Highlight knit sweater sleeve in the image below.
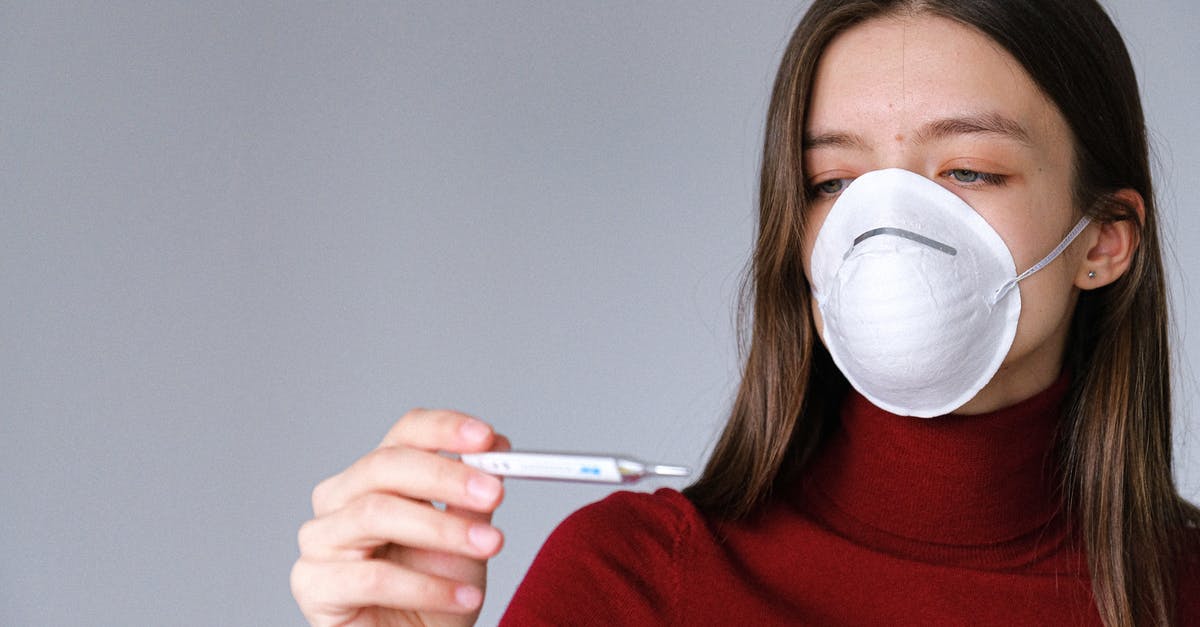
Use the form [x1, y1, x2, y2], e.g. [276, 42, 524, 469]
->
[498, 488, 694, 626]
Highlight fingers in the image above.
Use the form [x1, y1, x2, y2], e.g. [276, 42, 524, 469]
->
[292, 409, 510, 626]
[446, 433, 513, 523]
[290, 557, 483, 618]
[379, 408, 496, 452]
[312, 446, 505, 517]
[298, 493, 505, 561]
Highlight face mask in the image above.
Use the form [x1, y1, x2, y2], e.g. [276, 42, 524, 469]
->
[809, 168, 1090, 418]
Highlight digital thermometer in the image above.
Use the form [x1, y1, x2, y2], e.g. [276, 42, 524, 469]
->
[460, 451, 690, 484]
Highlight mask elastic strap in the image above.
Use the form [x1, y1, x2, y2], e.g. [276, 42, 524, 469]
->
[990, 216, 1092, 306]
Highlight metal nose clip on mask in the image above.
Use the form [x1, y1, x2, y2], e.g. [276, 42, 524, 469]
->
[809, 168, 1091, 418]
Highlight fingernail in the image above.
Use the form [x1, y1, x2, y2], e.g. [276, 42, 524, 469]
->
[468, 523, 501, 553]
[466, 474, 501, 503]
[459, 419, 490, 443]
[456, 584, 483, 609]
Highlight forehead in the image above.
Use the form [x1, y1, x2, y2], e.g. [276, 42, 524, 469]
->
[804, 14, 1061, 141]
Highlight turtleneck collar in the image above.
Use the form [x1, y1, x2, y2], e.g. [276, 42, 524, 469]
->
[799, 372, 1082, 571]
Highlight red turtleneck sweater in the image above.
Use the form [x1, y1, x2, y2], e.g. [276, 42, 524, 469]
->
[500, 377, 1200, 625]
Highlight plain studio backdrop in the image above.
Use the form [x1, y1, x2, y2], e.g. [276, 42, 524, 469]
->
[2, 1, 1198, 625]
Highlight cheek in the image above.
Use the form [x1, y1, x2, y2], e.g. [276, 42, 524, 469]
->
[976, 187, 1082, 357]
[801, 201, 834, 281]
[1007, 257, 1080, 358]
[981, 182, 1077, 274]
[801, 202, 834, 341]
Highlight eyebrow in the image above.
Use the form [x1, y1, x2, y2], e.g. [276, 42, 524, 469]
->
[802, 112, 1033, 151]
[914, 112, 1032, 146]
[802, 130, 870, 151]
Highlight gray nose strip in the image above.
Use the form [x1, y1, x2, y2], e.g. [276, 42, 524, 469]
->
[845, 227, 957, 259]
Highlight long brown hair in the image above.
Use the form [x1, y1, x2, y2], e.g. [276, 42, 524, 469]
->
[683, 1, 1200, 625]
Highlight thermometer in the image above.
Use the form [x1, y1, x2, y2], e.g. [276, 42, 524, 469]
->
[460, 451, 691, 484]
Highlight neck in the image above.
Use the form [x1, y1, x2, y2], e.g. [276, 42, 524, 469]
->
[800, 372, 1076, 569]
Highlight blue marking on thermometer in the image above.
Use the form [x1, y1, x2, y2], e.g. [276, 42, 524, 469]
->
[460, 451, 691, 484]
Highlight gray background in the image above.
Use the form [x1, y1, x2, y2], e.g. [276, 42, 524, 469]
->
[2, 1, 1197, 625]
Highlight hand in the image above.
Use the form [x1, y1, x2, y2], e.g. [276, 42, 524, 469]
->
[291, 409, 510, 627]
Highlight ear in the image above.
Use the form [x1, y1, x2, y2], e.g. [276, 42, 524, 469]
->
[1074, 188, 1143, 289]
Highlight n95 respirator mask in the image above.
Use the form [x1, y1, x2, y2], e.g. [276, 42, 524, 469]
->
[809, 168, 1090, 418]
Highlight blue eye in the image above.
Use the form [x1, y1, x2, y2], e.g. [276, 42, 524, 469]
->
[944, 169, 1007, 186]
[819, 179, 844, 193]
[949, 169, 981, 183]
[811, 178, 852, 197]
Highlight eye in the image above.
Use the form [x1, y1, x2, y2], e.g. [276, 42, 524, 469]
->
[943, 168, 1008, 186]
[809, 177, 854, 198]
[948, 169, 981, 183]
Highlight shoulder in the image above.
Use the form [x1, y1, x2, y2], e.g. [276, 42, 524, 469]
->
[524, 487, 702, 574]
[545, 487, 699, 550]
[500, 488, 704, 626]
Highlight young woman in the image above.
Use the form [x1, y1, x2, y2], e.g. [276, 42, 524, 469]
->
[291, 1, 1200, 625]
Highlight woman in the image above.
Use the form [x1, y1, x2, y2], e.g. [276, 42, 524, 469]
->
[291, 1, 1200, 624]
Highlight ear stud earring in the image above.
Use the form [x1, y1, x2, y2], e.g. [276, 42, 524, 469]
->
[1088, 271, 1097, 279]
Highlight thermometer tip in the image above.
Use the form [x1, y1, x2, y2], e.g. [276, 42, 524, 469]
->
[650, 464, 691, 477]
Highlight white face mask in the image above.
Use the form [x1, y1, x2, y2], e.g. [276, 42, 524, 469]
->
[809, 168, 1090, 418]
